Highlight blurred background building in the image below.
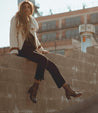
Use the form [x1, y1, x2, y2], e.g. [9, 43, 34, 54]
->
[37, 6, 98, 55]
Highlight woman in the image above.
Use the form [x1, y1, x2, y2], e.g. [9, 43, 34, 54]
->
[9, 0, 81, 103]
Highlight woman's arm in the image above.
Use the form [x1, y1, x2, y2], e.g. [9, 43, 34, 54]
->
[30, 16, 49, 54]
[9, 16, 19, 54]
[30, 16, 39, 31]
[36, 37, 49, 54]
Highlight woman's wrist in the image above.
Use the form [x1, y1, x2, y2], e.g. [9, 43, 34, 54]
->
[9, 47, 19, 55]
[9, 47, 19, 52]
[42, 50, 49, 54]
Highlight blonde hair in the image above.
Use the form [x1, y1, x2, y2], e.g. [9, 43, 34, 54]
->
[15, 0, 34, 39]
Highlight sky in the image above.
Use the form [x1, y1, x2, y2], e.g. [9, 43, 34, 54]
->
[0, 0, 98, 48]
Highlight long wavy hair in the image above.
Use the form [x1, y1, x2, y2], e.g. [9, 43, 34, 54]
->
[15, 0, 34, 39]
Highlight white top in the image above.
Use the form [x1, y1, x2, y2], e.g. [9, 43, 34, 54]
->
[10, 15, 44, 54]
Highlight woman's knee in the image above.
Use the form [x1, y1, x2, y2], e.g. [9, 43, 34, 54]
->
[46, 60, 57, 70]
[39, 56, 48, 68]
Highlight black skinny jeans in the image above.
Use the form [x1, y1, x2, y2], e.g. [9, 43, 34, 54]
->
[18, 36, 65, 88]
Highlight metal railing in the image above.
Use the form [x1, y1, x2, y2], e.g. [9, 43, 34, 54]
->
[37, 25, 80, 33]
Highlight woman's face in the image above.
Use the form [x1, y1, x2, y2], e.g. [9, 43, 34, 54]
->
[22, 3, 32, 16]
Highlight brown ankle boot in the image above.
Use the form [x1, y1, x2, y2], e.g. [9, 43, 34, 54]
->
[28, 82, 39, 103]
[64, 84, 82, 99]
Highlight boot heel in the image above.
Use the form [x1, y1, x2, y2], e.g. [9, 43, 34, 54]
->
[64, 84, 82, 99]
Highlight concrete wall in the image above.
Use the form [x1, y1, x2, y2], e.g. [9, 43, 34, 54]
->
[0, 47, 98, 113]
[56, 94, 98, 113]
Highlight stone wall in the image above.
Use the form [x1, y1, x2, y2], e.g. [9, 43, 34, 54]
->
[0, 47, 98, 113]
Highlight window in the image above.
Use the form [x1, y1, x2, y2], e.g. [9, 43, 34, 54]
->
[65, 28, 79, 39]
[91, 13, 98, 24]
[65, 16, 81, 28]
[95, 25, 98, 35]
[66, 30, 71, 39]
[42, 21, 56, 30]
[42, 33, 56, 42]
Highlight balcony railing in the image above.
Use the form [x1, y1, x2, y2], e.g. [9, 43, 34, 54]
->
[41, 39, 72, 49]
[37, 24, 80, 33]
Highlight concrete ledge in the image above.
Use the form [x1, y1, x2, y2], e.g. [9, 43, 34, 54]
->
[0, 53, 98, 113]
[56, 94, 98, 113]
[87, 46, 98, 56]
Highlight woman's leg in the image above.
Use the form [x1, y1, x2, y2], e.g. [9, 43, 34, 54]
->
[18, 50, 48, 80]
[46, 60, 65, 88]
[18, 50, 82, 102]
[25, 51, 48, 80]
[22, 51, 66, 88]
[19, 49, 66, 87]
[35, 63, 45, 80]
[27, 52, 82, 100]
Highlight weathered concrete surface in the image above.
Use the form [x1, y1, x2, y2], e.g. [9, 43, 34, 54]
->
[56, 94, 98, 113]
[0, 47, 98, 113]
[87, 46, 98, 56]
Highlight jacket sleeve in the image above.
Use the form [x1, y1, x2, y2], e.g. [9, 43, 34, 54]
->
[10, 16, 19, 54]
[30, 16, 44, 52]
[35, 36, 44, 52]
[30, 16, 39, 31]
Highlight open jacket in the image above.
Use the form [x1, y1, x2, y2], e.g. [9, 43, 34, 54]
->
[10, 15, 44, 54]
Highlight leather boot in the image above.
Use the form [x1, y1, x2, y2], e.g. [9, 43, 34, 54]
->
[64, 84, 82, 99]
[28, 82, 39, 103]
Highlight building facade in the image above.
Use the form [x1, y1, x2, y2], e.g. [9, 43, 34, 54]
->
[36, 6, 98, 55]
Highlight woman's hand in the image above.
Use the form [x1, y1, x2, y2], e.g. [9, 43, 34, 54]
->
[42, 50, 49, 54]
